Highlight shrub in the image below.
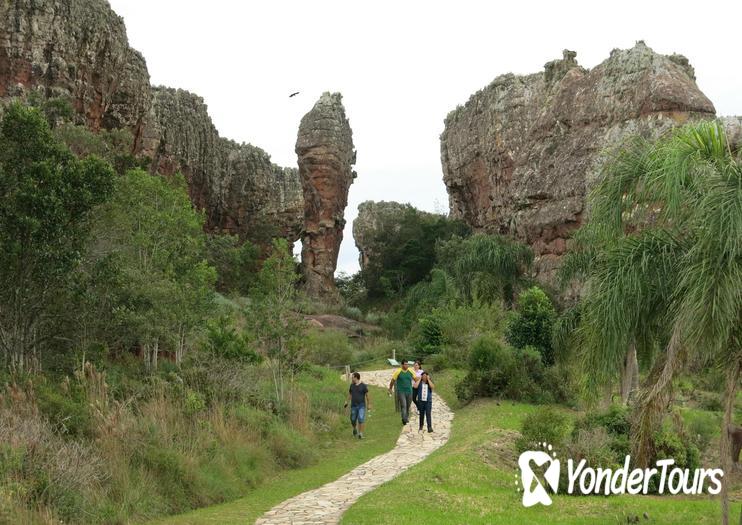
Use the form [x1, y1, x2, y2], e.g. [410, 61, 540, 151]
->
[567, 427, 621, 468]
[36, 383, 92, 438]
[342, 305, 364, 322]
[266, 424, 316, 468]
[335, 272, 367, 307]
[683, 409, 720, 451]
[654, 421, 700, 472]
[456, 336, 550, 403]
[573, 404, 630, 438]
[184, 390, 207, 417]
[506, 286, 556, 364]
[516, 407, 571, 453]
[435, 303, 505, 349]
[203, 315, 260, 363]
[303, 329, 352, 367]
[205, 234, 260, 295]
[415, 313, 443, 356]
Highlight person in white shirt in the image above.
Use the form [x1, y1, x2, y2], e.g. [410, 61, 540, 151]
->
[415, 371, 435, 433]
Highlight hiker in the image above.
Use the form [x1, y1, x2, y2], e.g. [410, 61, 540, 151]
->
[344, 372, 370, 439]
[416, 371, 435, 433]
[389, 361, 415, 426]
[411, 360, 423, 414]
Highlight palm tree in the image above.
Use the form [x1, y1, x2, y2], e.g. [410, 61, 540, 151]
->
[437, 233, 533, 305]
[563, 121, 741, 524]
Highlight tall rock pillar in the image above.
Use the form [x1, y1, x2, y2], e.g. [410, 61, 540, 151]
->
[296, 92, 356, 301]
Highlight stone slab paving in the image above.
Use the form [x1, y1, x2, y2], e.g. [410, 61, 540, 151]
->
[255, 369, 453, 525]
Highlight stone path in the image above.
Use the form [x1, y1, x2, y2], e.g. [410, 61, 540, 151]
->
[255, 369, 454, 525]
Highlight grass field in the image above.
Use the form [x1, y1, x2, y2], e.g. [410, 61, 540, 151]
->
[342, 371, 731, 525]
[148, 383, 400, 525]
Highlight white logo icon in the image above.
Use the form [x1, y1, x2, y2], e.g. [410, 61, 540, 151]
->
[517, 444, 560, 507]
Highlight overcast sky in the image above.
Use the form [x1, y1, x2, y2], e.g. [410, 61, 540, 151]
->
[108, 0, 742, 274]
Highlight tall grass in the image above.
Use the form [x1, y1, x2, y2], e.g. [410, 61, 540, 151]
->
[0, 360, 353, 524]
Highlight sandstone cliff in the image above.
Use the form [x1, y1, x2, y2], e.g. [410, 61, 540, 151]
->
[296, 93, 356, 301]
[144, 87, 303, 244]
[440, 43, 717, 286]
[0, 0, 151, 143]
[0, 0, 302, 247]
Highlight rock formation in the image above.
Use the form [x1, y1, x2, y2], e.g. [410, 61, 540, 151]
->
[143, 87, 303, 244]
[440, 43, 718, 287]
[353, 201, 439, 271]
[0, 0, 151, 144]
[296, 93, 356, 301]
[0, 0, 303, 248]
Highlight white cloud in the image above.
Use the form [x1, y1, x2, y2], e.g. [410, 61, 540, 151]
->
[108, 0, 742, 274]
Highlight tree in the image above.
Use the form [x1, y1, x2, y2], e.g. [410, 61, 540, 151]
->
[436, 233, 533, 305]
[362, 206, 469, 297]
[205, 233, 260, 295]
[563, 121, 741, 524]
[0, 104, 114, 373]
[244, 239, 303, 404]
[90, 169, 216, 368]
[506, 287, 556, 364]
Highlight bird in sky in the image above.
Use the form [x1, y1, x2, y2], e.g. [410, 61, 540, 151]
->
[289, 91, 300, 98]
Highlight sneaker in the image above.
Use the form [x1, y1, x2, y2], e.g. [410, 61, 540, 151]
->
[353, 428, 358, 437]
[358, 433, 364, 439]
[427, 429, 434, 433]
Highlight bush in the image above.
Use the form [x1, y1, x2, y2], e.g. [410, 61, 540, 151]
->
[654, 421, 700, 472]
[456, 336, 550, 403]
[683, 409, 720, 451]
[303, 329, 352, 367]
[184, 390, 206, 417]
[266, 424, 316, 468]
[203, 315, 261, 363]
[573, 404, 630, 438]
[342, 305, 364, 321]
[36, 383, 92, 438]
[205, 234, 260, 295]
[567, 427, 621, 468]
[435, 303, 504, 350]
[415, 313, 443, 356]
[516, 407, 571, 453]
[506, 286, 556, 364]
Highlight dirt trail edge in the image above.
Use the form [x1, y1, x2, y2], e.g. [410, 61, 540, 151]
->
[255, 369, 454, 524]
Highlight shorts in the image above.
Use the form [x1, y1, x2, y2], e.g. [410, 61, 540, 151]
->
[350, 404, 366, 424]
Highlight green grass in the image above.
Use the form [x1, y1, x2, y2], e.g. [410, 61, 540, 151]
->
[147, 383, 400, 525]
[342, 371, 728, 525]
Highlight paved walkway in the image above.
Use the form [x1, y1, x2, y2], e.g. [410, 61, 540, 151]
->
[255, 369, 454, 525]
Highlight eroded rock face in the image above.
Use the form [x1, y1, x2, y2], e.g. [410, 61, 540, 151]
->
[296, 92, 356, 301]
[144, 87, 303, 245]
[441, 43, 717, 287]
[0, 0, 303, 248]
[0, 0, 151, 143]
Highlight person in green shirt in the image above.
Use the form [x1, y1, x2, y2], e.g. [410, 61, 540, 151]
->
[388, 361, 415, 426]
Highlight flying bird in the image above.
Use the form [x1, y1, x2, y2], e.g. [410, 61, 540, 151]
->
[289, 91, 300, 98]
